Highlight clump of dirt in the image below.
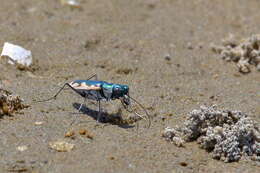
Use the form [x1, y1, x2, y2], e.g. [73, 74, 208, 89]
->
[65, 130, 75, 138]
[0, 88, 29, 117]
[115, 68, 133, 75]
[79, 129, 94, 139]
[84, 37, 101, 50]
[16, 60, 40, 72]
[162, 105, 260, 162]
[1, 56, 40, 72]
[211, 34, 260, 73]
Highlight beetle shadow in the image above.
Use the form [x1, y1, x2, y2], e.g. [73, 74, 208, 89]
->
[72, 102, 135, 129]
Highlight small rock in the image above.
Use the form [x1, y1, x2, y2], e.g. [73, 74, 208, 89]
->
[187, 42, 193, 49]
[86, 132, 94, 140]
[60, 0, 80, 8]
[7, 166, 28, 173]
[78, 129, 94, 139]
[115, 68, 133, 75]
[179, 162, 188, 167]
[164, 54, 171, 61]
[109, 156, 115, 160]
[213, 74, 219, 79]
[65, 131, 75, 138]
[79, 129, 86, 135]
[237, 58, 250, 73]
[34, 121, 43, 125]
[172, 137, 185, 147]
[17, 145, 28, 152]
[257, 63, 260, 71]
[49, 141, 74, 152]
[84, 38, 100, 50]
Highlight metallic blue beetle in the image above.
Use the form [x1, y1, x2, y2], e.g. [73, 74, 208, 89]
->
[40, 75, 150, 127]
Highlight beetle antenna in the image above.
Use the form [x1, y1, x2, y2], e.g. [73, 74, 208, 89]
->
[36, 83, 78, 102]
[36, 74, 97, 103]
[121, 95, 151, 128]
[129, 95, 151, 128]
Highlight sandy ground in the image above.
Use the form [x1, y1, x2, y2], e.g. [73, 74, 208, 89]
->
[0, 0, 259, 172]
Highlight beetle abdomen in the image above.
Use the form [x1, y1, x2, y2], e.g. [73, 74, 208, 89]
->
[69, 80, 107, 101]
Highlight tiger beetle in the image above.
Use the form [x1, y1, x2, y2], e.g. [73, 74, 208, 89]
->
[38, 74, 151, 127]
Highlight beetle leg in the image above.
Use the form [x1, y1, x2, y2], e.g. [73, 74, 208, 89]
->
[97, 100, 101, 122]
[87, 74, 98, 80]
[78, 97, 87, 112]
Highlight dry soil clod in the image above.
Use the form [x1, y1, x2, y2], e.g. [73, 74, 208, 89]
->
[211, 34, 260, 73]
[79, 129, 94, 140]
[0, 88, 29, 117]
[163, 105, 260, 162]
[79, 129, 87, 135]
[65, 131, 75, 138]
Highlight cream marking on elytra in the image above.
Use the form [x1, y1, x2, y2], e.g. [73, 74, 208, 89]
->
[69, 82, 101, 90]
[69, 82, 80, 87]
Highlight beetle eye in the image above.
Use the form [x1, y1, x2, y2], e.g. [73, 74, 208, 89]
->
[114, 87, 120, 92]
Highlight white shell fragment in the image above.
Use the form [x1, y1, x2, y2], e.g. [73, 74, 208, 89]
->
[1, 42, 32, 67]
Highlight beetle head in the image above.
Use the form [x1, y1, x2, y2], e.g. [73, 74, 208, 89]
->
[112, 84, 129, 99]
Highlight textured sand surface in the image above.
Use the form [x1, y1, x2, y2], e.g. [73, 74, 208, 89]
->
[0, 0, 259, 172]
